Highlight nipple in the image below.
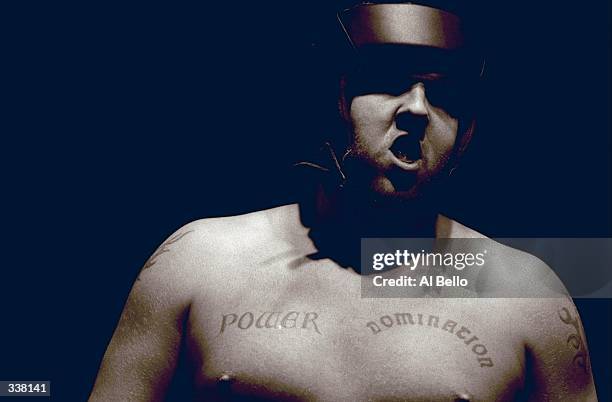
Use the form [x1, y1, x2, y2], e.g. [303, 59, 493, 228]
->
[454, 392, 472, 402]
[218, 372, 234, 382]
[218, 371, 234, 396]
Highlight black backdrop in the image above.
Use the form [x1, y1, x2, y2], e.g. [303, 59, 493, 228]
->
[1, 1, 611, 401]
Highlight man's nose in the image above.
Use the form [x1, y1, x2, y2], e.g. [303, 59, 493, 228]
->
[395, 82, 429, 133]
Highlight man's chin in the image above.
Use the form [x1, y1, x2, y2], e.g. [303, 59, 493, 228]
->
[341, 157, 443, 202]
[367, 175, 425, 201]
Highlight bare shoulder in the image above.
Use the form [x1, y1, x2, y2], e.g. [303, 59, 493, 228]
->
[164, 203, 306, 262]
[442, 215, 568, 298]
[442, 216, 577, 317]
[136, 204, 308, 292]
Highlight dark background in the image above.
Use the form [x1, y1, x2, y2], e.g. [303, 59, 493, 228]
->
[1, 1, 610, 401]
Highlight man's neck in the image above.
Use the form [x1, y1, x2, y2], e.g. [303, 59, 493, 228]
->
[300, 184, 453, 270]
[315, 183, 442, 238]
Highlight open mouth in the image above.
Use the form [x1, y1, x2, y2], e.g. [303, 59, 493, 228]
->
[389, 134, 422, 164]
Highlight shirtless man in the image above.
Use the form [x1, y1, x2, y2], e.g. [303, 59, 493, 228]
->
[89, 2, 598, 401]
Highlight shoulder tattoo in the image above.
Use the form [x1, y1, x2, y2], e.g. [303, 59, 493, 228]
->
[142, 230, 194, 270]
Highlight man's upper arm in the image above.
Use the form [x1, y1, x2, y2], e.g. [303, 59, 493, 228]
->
[525, 297, 598, 401]
[89, 226, 198, 402]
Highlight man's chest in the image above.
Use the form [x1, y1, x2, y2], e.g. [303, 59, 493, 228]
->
[186, 264, 526, 401]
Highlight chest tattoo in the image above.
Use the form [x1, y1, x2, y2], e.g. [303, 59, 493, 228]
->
[366, 312, 494, 368]
[219, 311, 321, 335]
